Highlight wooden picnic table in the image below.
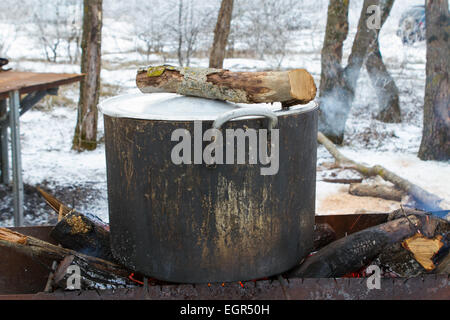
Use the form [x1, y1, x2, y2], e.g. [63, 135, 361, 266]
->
[0, 71, 84, 226]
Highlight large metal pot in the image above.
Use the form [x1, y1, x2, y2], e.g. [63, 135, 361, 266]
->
[99, 93, 318, 283]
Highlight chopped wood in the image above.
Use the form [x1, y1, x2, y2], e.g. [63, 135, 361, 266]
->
[0, 228, 27, 244]
[39, 189, 114, 260]
[37, 187, 73, 217]
[313, 223, 337, 251]
[349, 183, 404, 201]
[0, 227, 135, 290]
[402, 234, 444, 271]
[318, 131, 449, 211]
[287, 210, 449, 278]
[287, 216, 419, 278]
[136, 65, 317, 105]
[50, 210, 113, 261]
[375, 242, 426, 278]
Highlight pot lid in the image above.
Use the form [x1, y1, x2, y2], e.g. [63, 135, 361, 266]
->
[98, 92, 317, 121]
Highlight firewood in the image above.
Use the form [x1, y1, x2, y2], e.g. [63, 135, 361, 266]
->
[37, 188, 114, 261]
[349, 183, 404, 201]
[288, 217, 419, 278]
[0, 227, 135, 290]
[287, 210, 449, 278]
[318, 131, 449, 212]
[374, 242, 427, 277]
[313, 223, 337, 251]
[37, 187, 72, 218]
[402, 234, 444, 271]
[50, 210, 114, 261]
[136, 65, 317, 105]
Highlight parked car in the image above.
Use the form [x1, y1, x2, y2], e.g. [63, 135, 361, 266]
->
[396, 5, 426, 45]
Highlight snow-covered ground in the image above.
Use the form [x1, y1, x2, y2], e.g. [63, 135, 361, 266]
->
[0, 0, 448, 226]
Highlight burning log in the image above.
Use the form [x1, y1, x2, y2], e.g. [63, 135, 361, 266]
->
[288, 209, 450, 278]
[50, 211, 114, 261]
[313, 223, 337, 251]
[0, 227, 135, 290]
[375, 230, 449, 277]
[349, 183, 404, 202]
[402, 233, 444, 271]
[136, 65, 317, 106]
[38, 187, 114, 261]
[318, 131, 449, 212]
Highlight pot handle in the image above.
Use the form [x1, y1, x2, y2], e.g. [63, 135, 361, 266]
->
[212, 107, 278, 130]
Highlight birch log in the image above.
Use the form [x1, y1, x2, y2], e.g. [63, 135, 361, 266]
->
[136, 65, 317, 105]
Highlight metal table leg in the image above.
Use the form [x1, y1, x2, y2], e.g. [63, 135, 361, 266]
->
[9, 90, 24, 227]
[0, 99, 8, 185]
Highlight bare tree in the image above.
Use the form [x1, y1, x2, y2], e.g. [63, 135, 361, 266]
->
[366, 0, 401, 123]
[32, 0, 83, 63]
[232, 0, 300, 66]
[0, 4, 17, 58]
[72, 0, 102, 151]
[319, 0, 396, 144]
[209, 0, 234, 68]
[167, 0, 216, 67]
[418, 0, 449, 160]
[318, 0, 350, 144]
[131, 0, 170, 63]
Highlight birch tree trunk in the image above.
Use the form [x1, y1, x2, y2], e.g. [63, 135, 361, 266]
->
[209, 0, 234, 69]
[418, 0, 450, 161]
[72, 0, 102, 151]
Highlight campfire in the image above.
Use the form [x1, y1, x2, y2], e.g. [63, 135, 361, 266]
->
[0, 187, 448, 296]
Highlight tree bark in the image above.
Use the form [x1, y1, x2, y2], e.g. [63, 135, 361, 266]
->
[73, 0, 103, 151]
[136, 65, 317, 104]
[365, 0, 401, 123]
[319, 0, 395, 143]
[318, 0, 350, 144]
[366, 42, 401, 123]
[209, 0, 234, 69]
[418, 0, 450, 160]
